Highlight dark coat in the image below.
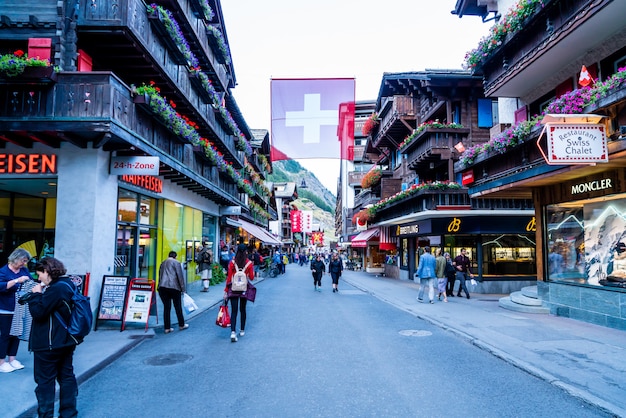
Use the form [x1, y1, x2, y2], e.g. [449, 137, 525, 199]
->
[28, 276, 78, 350]
[310, 259, 326, 279]
[329, 259, 343, 275]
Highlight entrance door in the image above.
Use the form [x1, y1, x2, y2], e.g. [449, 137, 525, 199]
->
[115, 225, 136, 277]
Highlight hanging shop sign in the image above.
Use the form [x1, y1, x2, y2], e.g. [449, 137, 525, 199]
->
[537, 114, 608, 165]
[0, 153, 56, 174]
[110, 156, 159, 175]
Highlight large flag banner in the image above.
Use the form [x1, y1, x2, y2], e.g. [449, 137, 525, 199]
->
[338, 101, 355, 161]
[301, 210, 313, 233]
[291, 210, 302, 233]
[271, 78, 355, 161]
[311, 231, 324, 246]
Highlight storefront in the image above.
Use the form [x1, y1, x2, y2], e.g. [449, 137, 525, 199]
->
[536, 170, 626, 328]
[238, 218, 282, 248]
[1, 143, 224, 300]
[393, 213, 537, 292]
[350, 228, 384, 273]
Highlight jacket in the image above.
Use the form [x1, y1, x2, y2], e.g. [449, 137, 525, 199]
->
[329, 259, 343, 275]
[435, 255, 446, 279]
[158, 257, 186, 292]
[310, 259, 326, 277]
[0, 264, 30, 312]
[28, 277, 77, 351]
[416, 252, 436, 279]
[196, 248, 212, 271]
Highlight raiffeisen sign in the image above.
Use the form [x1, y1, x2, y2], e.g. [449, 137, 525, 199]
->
[537, 114, 608, 165]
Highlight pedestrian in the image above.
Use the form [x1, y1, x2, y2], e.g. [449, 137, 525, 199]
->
[0, 248, 31, 373]
[282, 252, 289, 274]
[195, 242, 212, 292]
[435, 248, 448, 302]
[444, 252, 456, 297]
[28, 257, 79, 418]
[329, 252, 343, 293]
[310, 254, 325, 292]
[220, 245, 229, 270]
[416, 246, 437, 304]
[224, 244, 254, 342]
[158, 251, 189, 334]
[250, 247, 262, 278]
[453, 248, 473, 299]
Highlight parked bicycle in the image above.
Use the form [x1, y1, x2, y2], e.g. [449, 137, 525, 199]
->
[261, 259, 280, 278]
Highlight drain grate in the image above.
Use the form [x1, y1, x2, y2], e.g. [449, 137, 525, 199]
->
[144, 353, 193, 366]
[399, 330, 432, 337]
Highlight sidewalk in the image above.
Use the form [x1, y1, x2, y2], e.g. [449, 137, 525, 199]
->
[7, 269, 626, 417]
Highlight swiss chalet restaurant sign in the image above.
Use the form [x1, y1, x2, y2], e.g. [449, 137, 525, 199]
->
[538, 114, 608, 165]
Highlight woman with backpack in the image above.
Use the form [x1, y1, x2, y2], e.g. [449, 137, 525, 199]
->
[224, 244, 254, 343]
[28, 257, 79, 418]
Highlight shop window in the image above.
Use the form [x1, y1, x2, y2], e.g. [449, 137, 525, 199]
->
[547, 196, 626, 287]
[118, 190, 138, 223]
[481, 234, 536, 276]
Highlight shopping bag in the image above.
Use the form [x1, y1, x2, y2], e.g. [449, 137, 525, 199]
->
[182, 293, 198, 314]
[215, 301, 231, 328]
[244, 282, 257, 303]
[470, 278, 478, 287]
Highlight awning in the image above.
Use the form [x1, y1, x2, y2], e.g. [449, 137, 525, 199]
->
[351, 228, 380, 248]
[239, 219, 282, 246]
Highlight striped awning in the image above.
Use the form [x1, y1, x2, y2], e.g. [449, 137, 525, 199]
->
[351, 228, 379, 248]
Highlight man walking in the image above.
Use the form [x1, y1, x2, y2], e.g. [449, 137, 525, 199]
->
[453, 248, 473, 299]
[416, 246, 437, 304]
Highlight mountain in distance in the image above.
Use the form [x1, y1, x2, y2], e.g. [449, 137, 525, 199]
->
[268, 160, 337, 244]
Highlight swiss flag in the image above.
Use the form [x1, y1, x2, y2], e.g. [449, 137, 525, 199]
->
[271, 78, 355, 161]
[579, 65, 593, 87]
[338, 101, 355, 161]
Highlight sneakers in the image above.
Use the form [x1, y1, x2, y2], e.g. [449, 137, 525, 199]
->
[230, 331, 238, 342]
[239, 330, 245, 337]
[200, 288, 208, 292]
[179, 324, 189, 331]
[9, 360, 24, 370]
[164, 328, 174, 334]
[0, 362, 14, 373]
[417, 297, 423, 303]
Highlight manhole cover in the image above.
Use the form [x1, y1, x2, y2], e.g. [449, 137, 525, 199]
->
[144, 353, 193, 366]
[399, 330, 432, 337]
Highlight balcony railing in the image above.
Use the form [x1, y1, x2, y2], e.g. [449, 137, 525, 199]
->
[402, 128, 469, 171]
[374, 189, 470, 223]
[0, 72, 241, 204]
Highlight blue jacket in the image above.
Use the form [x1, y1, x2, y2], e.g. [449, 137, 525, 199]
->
[416, 252, 436, 279]
[0, 264, 29, 312]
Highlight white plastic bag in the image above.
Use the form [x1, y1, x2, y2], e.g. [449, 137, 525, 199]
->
[183, 293, 198, 314]
[470, 278, 477, 287]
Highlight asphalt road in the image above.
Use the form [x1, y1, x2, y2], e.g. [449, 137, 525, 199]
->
[75, 267, 608, 417]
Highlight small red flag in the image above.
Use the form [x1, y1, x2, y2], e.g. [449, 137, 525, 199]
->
[579, 65, 593, 87]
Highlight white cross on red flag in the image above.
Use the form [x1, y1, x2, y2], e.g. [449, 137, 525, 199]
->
[579, 65, 593, 87]
[271, 78, 355, 161]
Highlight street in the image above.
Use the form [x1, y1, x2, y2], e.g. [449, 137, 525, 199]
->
[71, 266, 607, 418]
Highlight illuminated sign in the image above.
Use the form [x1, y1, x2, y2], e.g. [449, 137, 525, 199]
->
[397, 224, 419, 235]
[0, 154, 56, 174]
[571, 178, 613, 195]
[461, 170, 474, 185]
[120, 175, 163, 193]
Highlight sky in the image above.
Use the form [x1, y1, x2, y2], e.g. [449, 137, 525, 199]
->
[220, 0, 494, 192]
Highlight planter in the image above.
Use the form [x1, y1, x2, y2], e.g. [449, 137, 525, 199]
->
[206, 27, 228, 65]
[189, 73, 214, 104]
[0, 66, 57, 84]
[192, 145, 215, 165]
[212, 106, 234, 135]
[147, 12, 189, 66]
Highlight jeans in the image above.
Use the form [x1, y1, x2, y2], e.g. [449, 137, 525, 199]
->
[456, 272, 470, 296]
[229, 296, 247, 332]
[34, 346, 78, 418]
[158, 287, 185, 329]
[418, 278, 436, 301]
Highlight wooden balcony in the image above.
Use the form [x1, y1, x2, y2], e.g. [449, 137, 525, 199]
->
[402, 128, 470, 172]
[348, 171, 366, 187]
[0, 72, 242, 205]
[75, 0, 242, 166]
[374, 189, 471, 223]
[372, 96, 416, 149]
[354, 189, 380, 209]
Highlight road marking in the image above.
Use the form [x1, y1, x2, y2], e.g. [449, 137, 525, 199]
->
[399, 330, 432, 337]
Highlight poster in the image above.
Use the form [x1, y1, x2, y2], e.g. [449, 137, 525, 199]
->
[123, 279, 154, 324]
[97, 276, 129, 320]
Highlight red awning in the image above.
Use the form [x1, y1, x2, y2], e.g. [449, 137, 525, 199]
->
[351, 228, 379, 248]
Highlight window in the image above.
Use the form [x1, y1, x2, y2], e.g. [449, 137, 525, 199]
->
[477, 99, 498, 128]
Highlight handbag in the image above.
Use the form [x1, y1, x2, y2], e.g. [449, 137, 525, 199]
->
[244, 282, 257, 303]
[182, 293, 198, 314]
[215, 301, 231, 328]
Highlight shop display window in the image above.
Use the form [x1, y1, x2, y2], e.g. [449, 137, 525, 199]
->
[481, 234, 536, 276]
[546, 196, 626, 287]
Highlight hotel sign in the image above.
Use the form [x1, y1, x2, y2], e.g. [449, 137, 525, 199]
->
[545, 124, 607, 164]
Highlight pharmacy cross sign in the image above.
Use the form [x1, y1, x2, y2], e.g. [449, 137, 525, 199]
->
[285, 94, 338, 144]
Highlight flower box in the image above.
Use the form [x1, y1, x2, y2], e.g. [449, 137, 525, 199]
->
[189, 73, 214, 104]
[206, 26, 229, 65]
[0, 66, 57, 84]
[147, 12, 189, 66]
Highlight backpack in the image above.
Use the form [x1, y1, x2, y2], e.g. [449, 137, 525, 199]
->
[196, 249, 211, 265]
[231, 260, 251, 292]
[54, 280, 92, 343]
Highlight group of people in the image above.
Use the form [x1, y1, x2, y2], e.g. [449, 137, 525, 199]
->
[0, 248, 81, 417]
[310, 252, 343, 292]
[415, 247, 473, 304]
